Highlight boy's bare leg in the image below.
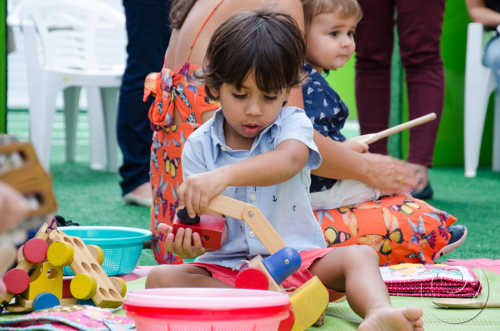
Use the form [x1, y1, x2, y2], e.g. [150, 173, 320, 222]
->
[146, 264, 232, 288]
[310, 245, 424, 331]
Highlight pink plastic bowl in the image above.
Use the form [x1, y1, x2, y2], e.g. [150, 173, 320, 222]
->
[123, 288, 291, 331]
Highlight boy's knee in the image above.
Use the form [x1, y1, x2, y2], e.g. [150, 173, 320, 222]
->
[146, 264, 210, 288]
[346, 245, 379, 264]
[145, 265, 166, 288]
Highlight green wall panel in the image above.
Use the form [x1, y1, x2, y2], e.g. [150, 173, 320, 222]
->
[325, 56, 358, 121]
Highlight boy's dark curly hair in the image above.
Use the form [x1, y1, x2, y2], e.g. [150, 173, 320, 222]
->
[202, 9, 306, 99]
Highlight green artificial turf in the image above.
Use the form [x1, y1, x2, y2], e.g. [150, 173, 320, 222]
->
[6, 110, 500, 267]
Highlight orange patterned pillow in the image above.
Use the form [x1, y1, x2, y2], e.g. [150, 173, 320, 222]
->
[314, 195, 457, 266]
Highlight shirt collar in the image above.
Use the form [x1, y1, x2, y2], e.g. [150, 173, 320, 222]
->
[210, 109, 226, 159]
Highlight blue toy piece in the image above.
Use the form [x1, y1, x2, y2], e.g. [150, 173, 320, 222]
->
[262, 247, 301, 284]
[32, 292, 60, 311]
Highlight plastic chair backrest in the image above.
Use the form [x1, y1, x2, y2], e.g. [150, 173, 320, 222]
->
[18, 0, 125, 73]
[466, 22, 496, 90]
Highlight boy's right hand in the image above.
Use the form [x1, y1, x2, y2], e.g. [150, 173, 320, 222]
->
[158, 223, 206, 259]
[178, 169, 229, 218]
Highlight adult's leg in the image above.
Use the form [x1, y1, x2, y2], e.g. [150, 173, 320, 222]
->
[355, 0, 395, 156]
[396, 0, 445, 168]
[117, 0, 171, 197]
[310, 245, 423, 331]
[146, 264, 232, 288]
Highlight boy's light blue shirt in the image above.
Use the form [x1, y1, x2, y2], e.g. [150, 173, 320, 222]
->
[182, 106, 326, 270]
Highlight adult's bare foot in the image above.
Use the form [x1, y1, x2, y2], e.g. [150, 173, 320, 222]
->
[358, 306, 424, 331]
[123, 182, 153, 207]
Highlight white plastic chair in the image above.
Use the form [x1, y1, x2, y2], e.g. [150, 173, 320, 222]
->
[17, 0, 126, 172]
[464, 22, 500, 177]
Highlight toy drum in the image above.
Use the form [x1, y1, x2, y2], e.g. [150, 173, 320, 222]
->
[123, 288, 291, 331]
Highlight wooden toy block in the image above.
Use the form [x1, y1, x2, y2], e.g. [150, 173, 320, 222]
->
[48, 230, 125, 308]
[0, 142, 57, 218]
[0, 141, 40, 176]
[288, 276, 329, 331]
[173, 213, 226, 250]
[24, 261, 63, 301]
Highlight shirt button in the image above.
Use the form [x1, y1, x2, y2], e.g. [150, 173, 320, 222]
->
[249, 193, 256, 201]
[249, 231, 255, 238]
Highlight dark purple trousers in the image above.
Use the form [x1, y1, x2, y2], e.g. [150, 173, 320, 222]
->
[354, 0, 445, 167]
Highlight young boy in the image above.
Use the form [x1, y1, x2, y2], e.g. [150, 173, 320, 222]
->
[301, 0, 384, 209]
[146, 9, 424, 331]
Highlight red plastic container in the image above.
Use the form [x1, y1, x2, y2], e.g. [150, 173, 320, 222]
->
[123, 288, 291, 331]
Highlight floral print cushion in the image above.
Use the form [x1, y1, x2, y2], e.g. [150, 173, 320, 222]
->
[314, 195, 457, 265]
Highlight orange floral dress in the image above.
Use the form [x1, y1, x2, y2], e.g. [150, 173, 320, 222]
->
[145, 0, 225, 264]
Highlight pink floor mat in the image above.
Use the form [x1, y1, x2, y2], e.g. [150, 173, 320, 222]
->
[446, 258, 500, 274]
[119, 266, 154, 282]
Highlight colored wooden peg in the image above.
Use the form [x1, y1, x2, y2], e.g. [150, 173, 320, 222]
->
[235, 268, 269, 290]
[32, 292, 60, 311]
[70, 274, 97, 300]
[3, 268, 30, 294]
[22, 238, 49, 264]
[47, 241, 74, 267]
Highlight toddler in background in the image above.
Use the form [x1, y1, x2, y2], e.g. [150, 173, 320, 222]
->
[301, 0, 383, 209]
[146, 9, 424, 331]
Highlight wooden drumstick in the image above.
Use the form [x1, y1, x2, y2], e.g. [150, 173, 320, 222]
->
[354, 113, 437, 145]
[433, 298, 500, 309]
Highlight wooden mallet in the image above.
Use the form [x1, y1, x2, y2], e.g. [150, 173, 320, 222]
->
[354, 113, 437, 145]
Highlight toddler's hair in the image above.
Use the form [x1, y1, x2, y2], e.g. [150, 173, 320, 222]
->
[302, 0, 362, 28]
[203, 9, 305, 99]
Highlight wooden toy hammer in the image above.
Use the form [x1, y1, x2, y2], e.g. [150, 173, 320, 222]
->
[177, 195, 329, 331]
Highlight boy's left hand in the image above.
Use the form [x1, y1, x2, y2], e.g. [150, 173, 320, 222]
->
[158, 223, 206, 259]
[178, 169, 229, 218]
